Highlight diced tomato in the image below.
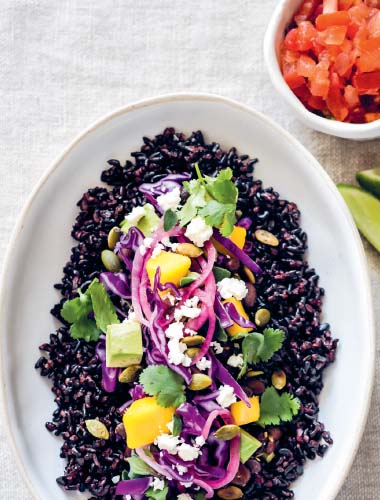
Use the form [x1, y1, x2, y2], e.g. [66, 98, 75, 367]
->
[354, 70, 380, 92]
[318, 25, 348, 44]
[367, 10, 380, 36]
[334, 51, 354, 75]
[358, 35, 380, 49]
[323, 0, 339, 13]
[349, 3, 372, 23]
[326, 72, 349, 119]
[357, 48, 380, 70]
[344, 84, 360, 107]
[310, 63, 331, 97]
[283, 62, 306, 89]
[297, 54, 317, 77]
[365, 112, 380, 121]
[281, 48, 301, 64]
[295, 0, 320, 24]
[308, 94, 327, 109]
[365, 1, 380, 9]
[284, 23, 316, 51]
[293, 84, 312, 104]
[316, 11, 350, 29]
[339, 0, 354, 9]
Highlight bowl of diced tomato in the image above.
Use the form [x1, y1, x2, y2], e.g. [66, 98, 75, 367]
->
[264, 0, 380, 139]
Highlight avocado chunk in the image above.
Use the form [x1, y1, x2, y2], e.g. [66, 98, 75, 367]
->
[337, 184, 380, 253]
[356, 168, 380, 198]
[106, 321, 143, 368]
[239, 428, 262, 463]
[120, 204, 160, 236]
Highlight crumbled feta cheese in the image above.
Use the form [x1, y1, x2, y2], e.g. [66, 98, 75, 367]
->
[166, 419, 174, 433]
[184, 217, 213, 247]
[216, 384, 237, 408]
[123, 310, 138, 325]
[139, 236, 154, 256]
[151, 243, 164, 259]
[151, 477, 165, 491]
[162, 292, 177, 306]
[157, 187, 181, 212]
[227, 353, 244, 368]
[217, 277, 248, 300]
[211, 341, 224, 354]
[155, 433, 182, 454]
[125, 206, 146, 225]
[168, 338, 187, 365]
[125, 496, 132, 500]
[177, 493, 192, 500]
[195, 435, 206, 447]
[177, 443, 201, 461]
[174, 296, 201, 322]
[176, 464, 188, 475]
[165, 322, 184, 340]
[196, 357, 211, 371]
[111, 475, 120, 484]
[184, 328, 197, 336]
[179, 483, 193, 490]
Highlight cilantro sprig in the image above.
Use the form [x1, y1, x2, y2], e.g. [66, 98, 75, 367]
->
[139, 365, 186, 408]
[239, 328, 285, 378]
[177, 165, 238, 237]
[61, 278, 119, 342]
[259, 387, 300, 426]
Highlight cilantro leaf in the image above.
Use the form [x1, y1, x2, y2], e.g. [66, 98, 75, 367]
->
[145, 485, 169, 500]
[239, 328, 285, 377]
[139, 365, 186, 408]
[163, 209, 178, 231]
[215, 318, 228, 342]
[61, 292, 92, 323]
[126, 456, 155, 478]
[219, 209, 237, 237]
[87, 278, 119, 332]
[205, 167, 238, 204]
[258, 387, 300, 426]
[69, 318, 101, 342]
[172, 414, 182, 437]
[178, 179, 207, 226]
[195, 494, 207, 500]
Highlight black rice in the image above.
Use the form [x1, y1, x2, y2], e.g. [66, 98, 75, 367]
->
[36, 127, 338, 500]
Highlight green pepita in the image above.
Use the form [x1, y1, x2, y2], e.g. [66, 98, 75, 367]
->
[243, 266, 256, 284]
[246, 370, 264, 378]
[101, 249, 121, 272]
[217, 486, 244, 499]
[85, 419, 109, 440]
[185, 347, 201, 359]
[180, 335, 205, 347]
[214, 424, 241, 441]
[175, 243, 203, 258]
[188, 373, 212, 391]
[254, 308, 271, 327]
[107, 227, 120, 250]
[271, 369, 286, 390]
[254, 229, 279, 247]
[118, 365, 142, 384]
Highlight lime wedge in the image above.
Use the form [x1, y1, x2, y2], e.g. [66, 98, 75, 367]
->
[356, 168, 380, 198]
[337, 184, 380, 253]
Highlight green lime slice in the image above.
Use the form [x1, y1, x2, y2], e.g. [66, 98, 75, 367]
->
[337, 184, 380, 253]
[356, 168, 380, 198]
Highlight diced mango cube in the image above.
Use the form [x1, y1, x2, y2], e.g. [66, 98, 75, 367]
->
[146, 250, 191, 288]
[222, 297, 253, 336]
[212, 226, 246, 255]
[231, 396, 260, 426]
[123, 396, 175, 449]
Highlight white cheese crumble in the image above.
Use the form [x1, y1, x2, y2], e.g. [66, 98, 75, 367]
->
[196, 357, 211, 371]
[151, 243, 164, 259]
[217, 277, 248, 300]
[184, 217, 213, 247]
[168, 338, 188, 366]
[125, 496, 132, 500]
[165, 322, 184, 340]
[151, 477, 165, 491]
[195, 435, 206, 447]
[166, 419, 174, 433]
[139, 236, 154, 256]
[111, 475, 120, 484]
[155, 434, 182, 454]
[216, 384, 237, 408]
[176, 464, 188, 475]
[162, 292, 177, 306]
[174, 296, 201, 322]
[178, 493, 192, 499]
[125, 206, 146, 225]
[227, 353, 244, 368]
[211, 341, 224, 354]
[157, 187, 181, 211]
[177, 443, 201, 462]
[122, 310, 138, 325]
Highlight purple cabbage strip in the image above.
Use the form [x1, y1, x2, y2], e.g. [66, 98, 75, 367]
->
[115, 227, 145, 271]
[115, 477, 151, 495]
[214, 298, 234, 329]
[95, 336, 120, 393]
[236, 217, 253, 230]
[139, 173, 191, 209]
[211, 353, 250, 406]
[100, 272, 131, 299]
[176, 403, 206, 438]
[212, 228, 262, 275]
[224, 301, 255, 328]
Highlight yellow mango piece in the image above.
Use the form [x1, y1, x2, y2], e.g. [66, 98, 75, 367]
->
[212, 226, 246, 255]
[222, 297, 253, 336]
[231, 396, 260, 426]
[146, 250, 191, 288]
[123, 396, 175, 449]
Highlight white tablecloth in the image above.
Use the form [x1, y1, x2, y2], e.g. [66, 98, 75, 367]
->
[0, 1, 379, 498]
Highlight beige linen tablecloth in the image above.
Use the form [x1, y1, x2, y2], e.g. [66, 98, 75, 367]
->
[0, 1, 379, 498]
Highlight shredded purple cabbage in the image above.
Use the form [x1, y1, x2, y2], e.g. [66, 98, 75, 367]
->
[139, 173, 191, 208]
[100, 271, 131, 299]
[95, 337, 120, 393]
[115, 477, 151, 495]
[224, 301, 256, 328]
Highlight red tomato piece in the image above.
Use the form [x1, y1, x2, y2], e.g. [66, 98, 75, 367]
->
[323, 0, 339, 13]
[284, 27, 316, 51]
[297, 54, 317, 77]
[349, 4, 372, 23]
[310, 64, 331, 97]
[334, 51, 354, 75]
[308, 94, 327, 110]
[339, 0, 354, 9]
[367, 10, 380, 37]
[283, 63, 306, 89]
[293, 84, 312, 103]
[354, 70, 380, 92]
[318, 25, 348, 44]
[295, 0, 320, 24]
[281, 48, 301, 64]
[358, 36, 380, 50]
[365, 112, 380, 121]
[316, 11, 350, 30]
[326, 72, 349, 120]
[357, 48, 380, 71]
[344, 84, 360, 108]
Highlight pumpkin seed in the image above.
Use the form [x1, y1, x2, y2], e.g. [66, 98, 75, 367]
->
[214, 425, 241, 441]
[188, 373, 212, 391]
[217, 486, 244, 499]
[264, 451, 276, 463]
[85, 419, 109, 440]
[101, 249, 121, 272]
[180, 335, 205, 347]
[107, 227, 120, 250]
[246, 370, 264, 378]
[118, 365, 142, 384]
[175, 243, 203, 258]
[271, 369, 286, 390]
[244, 266, 256, 284]
[185, 347, 201, 359]
[115, 423, 126, 439]
[255, 308, 271, 327]
[255, 229, 279, 247]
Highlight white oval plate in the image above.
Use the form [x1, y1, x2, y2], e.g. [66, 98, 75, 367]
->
[0, 94, 375, 500]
